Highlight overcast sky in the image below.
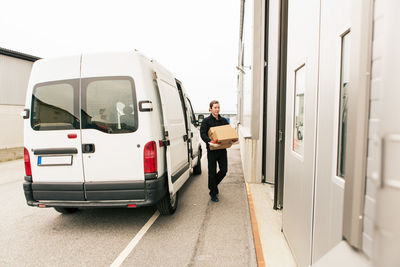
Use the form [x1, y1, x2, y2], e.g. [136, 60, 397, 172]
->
[0, 0, 240, 113]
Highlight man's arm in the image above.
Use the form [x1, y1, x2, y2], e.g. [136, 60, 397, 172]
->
[200, 118, 211, 143]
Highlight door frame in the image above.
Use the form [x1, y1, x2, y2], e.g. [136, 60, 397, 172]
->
[342, 0, 374, 248]
[274, 0, 288, 210]
[261, 0, 269, 183]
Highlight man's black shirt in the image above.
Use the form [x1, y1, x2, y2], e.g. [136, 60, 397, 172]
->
[200, 114, 229, 151]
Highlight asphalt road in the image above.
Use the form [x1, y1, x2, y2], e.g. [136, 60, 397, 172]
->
[0, 145, 256, 267]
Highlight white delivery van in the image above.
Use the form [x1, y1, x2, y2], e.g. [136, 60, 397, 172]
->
[22, 51, 202, 215]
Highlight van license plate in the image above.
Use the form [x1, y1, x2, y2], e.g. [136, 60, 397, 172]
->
[38, 156, 72, 166]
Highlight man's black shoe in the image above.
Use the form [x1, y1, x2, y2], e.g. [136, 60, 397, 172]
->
[211, 196, 219, 202]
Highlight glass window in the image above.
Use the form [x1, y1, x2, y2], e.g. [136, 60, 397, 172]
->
[31, 80, 79, 131]
[337, 31, 351, 178]
[186, 97, 196, 125]
[293, 65, 305, 156]
[81, 77, 137, 134]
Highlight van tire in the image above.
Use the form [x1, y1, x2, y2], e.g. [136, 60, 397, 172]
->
[193, 148, 202, 175]
[157, 192, 178, 215]
[54, 207, 78, 214]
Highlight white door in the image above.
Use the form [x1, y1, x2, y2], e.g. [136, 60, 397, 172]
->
[311, 0, 351, 262]
[80, 54, 142, 193]
[155, 72, 190, 195]
[27, 56, 85, 200]
[282, 0, 320, 266]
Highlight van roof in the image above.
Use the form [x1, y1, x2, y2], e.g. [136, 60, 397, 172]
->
[34, 50, 146, 63]
[28, 51, 179, 89]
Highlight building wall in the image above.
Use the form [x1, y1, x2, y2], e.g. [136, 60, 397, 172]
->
[363, 0, 382, 258]
[0, 54, 34, 150]
[238, 0, 265, 183]
[0, 55, 33, 105]
[236, 0, 400, 265]
[241, 0, 254, 132]
[238, 0, 400, 265]
[0, 105, 25, 149]
[371, 0, 400, 265]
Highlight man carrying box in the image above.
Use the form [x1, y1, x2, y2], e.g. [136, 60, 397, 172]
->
[200, 100, 238, 202]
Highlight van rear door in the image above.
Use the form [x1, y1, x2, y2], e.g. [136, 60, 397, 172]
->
[27, 56, 85, 201]
[80, 54, 142, 200]
[155, 72, 190, 195]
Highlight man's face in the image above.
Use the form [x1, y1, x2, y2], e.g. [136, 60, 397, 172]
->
[210, 103, 220, 117]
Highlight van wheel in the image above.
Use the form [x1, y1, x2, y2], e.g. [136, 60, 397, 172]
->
[156, 192, 178, 215]
[54, 207, 78, 214]
[193, 148, 202, 175]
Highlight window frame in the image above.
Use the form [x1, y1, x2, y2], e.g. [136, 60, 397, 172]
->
[292, 63, 306, 157]
[336, 29, 351, 179]
[185, 97, 197, 126]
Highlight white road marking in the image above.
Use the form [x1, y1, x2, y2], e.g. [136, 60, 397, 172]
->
[110, 210, 160, 267]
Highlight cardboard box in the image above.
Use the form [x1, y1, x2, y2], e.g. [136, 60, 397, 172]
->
[208, 125, 239, 150]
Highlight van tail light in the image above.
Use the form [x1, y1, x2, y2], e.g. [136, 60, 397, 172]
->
[144, 141, 157, 173]
[24, 147, 32, 176]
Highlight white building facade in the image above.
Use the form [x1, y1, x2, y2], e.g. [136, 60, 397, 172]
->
[237, 0, 400, 266]
[0, 48, 39, 159]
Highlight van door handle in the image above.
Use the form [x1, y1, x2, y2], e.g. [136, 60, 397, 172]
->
[183, 135, 188, 142]
[82, 144, 95, 153]
[33, 148, 78, 155]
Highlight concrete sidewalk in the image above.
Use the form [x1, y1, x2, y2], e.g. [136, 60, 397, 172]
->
[120, 144, 258, 266]
[4, 143, 296, 266]
[0, 147, 23, 162]
[227, 144, 297, 267]
[248, 183, 297, 267]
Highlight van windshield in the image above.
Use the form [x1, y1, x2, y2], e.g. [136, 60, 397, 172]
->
[31, 76, 138, 133]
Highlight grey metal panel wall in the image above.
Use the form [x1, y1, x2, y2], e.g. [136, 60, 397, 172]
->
[363, 0, 382, 258]
[241, 0, 254, 133]
[0, 54, 33, 105]
[0, 105, 24, 149]
[251, 0, 265, 140]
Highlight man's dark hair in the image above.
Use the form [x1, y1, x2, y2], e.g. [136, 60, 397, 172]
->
[209, 100, 219, 110]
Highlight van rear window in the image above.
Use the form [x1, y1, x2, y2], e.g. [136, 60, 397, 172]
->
[81, 77, 138, 134]
[31, 77, 137, 133]
[31, 80, 80, 131]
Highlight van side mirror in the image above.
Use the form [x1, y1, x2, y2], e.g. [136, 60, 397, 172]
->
[197, 114, 204, 124]
[21, 109, 30, 119]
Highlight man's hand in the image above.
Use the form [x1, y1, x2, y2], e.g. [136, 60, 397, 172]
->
[209, 139, 221, 148]
[230, 138, 238, 144]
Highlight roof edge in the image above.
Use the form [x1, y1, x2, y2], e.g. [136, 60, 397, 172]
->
[0, 47, 41, 62]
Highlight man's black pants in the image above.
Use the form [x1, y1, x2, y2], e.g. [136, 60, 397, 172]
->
[207, 149, 228, 197]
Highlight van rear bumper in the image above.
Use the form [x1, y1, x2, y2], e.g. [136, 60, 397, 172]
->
[23, 174, 167, 208]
